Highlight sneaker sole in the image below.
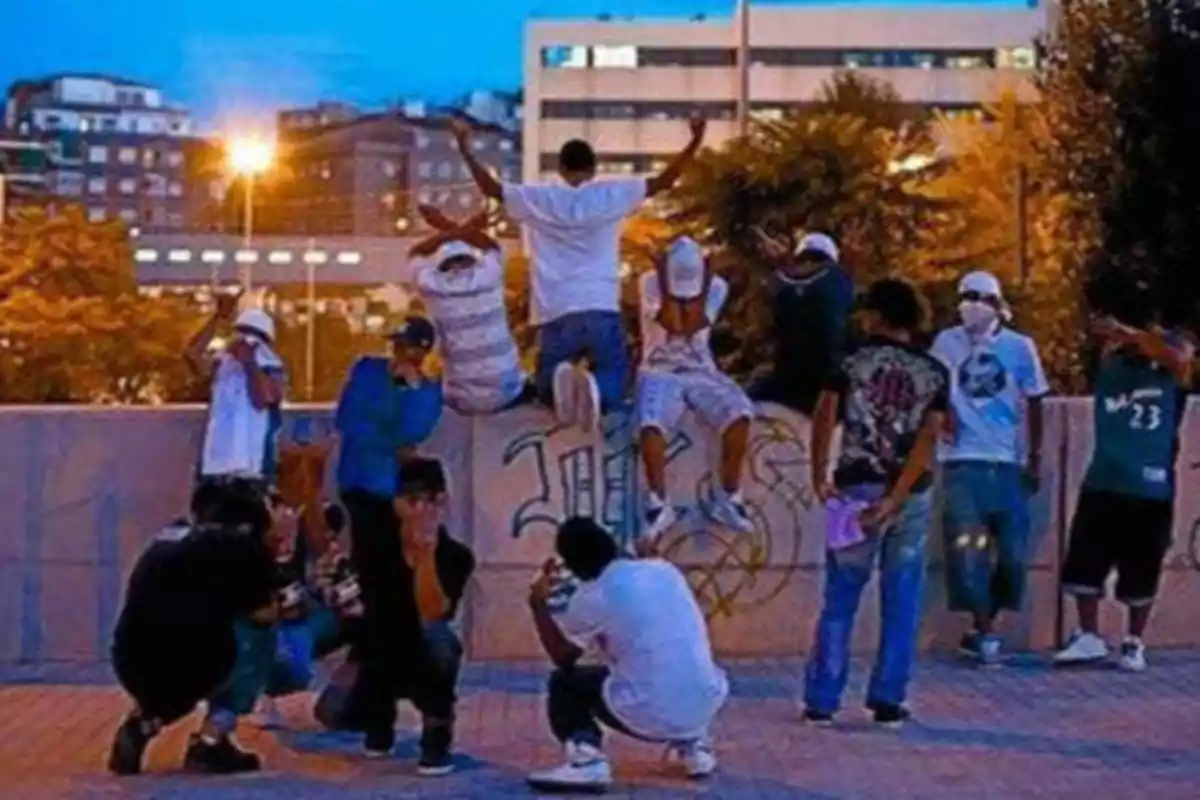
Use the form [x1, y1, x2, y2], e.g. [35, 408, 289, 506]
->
[1052, 655, 1109, 668]
[575, 370, 600, 432]
[552, 364, 578, 426]
[418, 764, 455, 777]
[876, 720, 907, 731]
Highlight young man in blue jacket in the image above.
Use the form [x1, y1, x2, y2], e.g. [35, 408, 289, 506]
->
[333, 316, 444, 746]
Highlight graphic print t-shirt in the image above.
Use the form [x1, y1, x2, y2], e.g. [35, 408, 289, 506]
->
[824, 337, 950, 490]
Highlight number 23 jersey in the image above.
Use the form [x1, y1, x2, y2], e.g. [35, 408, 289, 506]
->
[1084, 342, 1188, 500]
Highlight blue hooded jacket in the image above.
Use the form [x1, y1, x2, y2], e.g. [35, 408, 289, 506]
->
[334, 356, 443, 498]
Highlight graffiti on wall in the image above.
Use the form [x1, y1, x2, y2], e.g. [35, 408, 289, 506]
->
[501, 410, 816, 619]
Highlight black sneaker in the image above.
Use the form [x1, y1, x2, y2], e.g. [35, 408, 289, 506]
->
[869, 703, 911, 730]
[363, 728, 395, 759]
[802, 709, 834, 728]
[183, 734, 262, 774]
[418, 723, 455, 776]
[108, 714, 154, 776]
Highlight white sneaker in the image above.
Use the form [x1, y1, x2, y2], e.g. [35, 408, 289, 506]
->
[708, 490, 754, 532]
[1117, 636, 1147, 672]
[574, 367, 601, 432]
[639, 495, 677, 551]
[552, 362, 579, 426]
[527, 741, 612, 792]
[665, 739, 717, 779]
[1053, 631, 1110, 665]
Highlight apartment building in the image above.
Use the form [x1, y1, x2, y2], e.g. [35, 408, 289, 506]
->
[4, 73, 197, 230]
[523, 3, 1049, 179]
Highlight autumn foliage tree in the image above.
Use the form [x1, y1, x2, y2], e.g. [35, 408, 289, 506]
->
[0, 206, 201, 403]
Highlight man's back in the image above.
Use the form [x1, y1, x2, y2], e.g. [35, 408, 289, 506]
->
[555, 558, 727, 740]
[502, 179, 646, 324]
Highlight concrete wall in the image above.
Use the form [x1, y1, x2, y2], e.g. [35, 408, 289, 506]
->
[0, 400, 1197, 665]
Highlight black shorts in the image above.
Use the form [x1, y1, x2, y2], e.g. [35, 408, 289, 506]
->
[1061, 489, 1174, 607]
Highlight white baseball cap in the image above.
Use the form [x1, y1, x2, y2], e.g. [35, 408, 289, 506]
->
[235, 308, 276, 343]
[795, 232, 839, 262]
[434, 239, 479, 267]
[958, 270, 1012, 320]
[665, 237, 706, 299]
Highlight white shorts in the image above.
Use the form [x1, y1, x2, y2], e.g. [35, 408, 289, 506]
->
[636, 368, 754, 435]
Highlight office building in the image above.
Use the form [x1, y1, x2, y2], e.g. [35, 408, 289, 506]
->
[0, 131, 49, 221]
[523, 3, 1049, 179]
[4, 73, 197, 230]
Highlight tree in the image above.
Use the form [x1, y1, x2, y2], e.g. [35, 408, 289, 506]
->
[0, 206, 200, 403]
[1038, 0, 1200, 335]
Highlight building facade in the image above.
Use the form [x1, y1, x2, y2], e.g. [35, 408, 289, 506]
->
[523, 3, 1049, 180]
[4, 73, 197, 230]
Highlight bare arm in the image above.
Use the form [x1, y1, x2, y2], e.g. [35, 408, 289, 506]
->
[183, 314, 221, 378]
[646, 117, 707, 197]
[888, 410, 944, 503]
[1125, 326, 1195, 385]
[413, 554, 452, 623]
[450, 120, 503, 201]
[528, 597, 584, 668]
[810, 390, 841, 493]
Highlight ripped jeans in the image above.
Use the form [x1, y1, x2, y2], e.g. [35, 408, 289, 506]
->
[804, 486, 932, 714]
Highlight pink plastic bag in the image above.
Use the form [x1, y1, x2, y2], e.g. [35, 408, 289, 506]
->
[825, 497, 870, 551]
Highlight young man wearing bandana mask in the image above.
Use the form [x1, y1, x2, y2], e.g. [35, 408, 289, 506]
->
[1054, 275, 1194, 672]
[634, 236, 756, 551]
[751, 230, 855, 417]
[930, 271, 1050, 667]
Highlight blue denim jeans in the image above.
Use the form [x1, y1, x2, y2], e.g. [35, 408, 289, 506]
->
[205, 618, 278, 734]
[941, 461, 1032, 618]
[536, 310, 629, 411]
[804, 486, 932, 714]
[266, 607, 342, 698]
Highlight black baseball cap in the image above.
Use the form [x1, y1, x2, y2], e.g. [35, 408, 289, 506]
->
[396, 457, 448, 497]
[387, 315, 436, 349]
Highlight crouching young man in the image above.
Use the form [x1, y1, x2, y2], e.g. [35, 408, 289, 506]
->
[108, 481, 280, 775]
[526, 517, 727, 792]
[635, 237, 756, 552]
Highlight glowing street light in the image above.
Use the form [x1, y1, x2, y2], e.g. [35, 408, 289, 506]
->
[225, 137, 276, 292]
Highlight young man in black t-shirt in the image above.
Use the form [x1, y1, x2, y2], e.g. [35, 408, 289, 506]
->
[318, 457, 476, 775]
[802, 279, 949, 728]
[108, 481, 280, 776]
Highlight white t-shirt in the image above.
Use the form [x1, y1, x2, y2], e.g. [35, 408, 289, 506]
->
[502, 178, 647, 325]
[552, 558, 728, 741]
[931, 325, 1050, 464]
[200, 343, 284, 478]
[638, 272, 729, 374]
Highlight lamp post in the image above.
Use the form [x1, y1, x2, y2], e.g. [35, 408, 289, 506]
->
[736, 0, 751, 136]
[227, 137, 274, 292]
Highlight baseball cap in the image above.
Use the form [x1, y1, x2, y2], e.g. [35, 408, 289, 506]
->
[387, 315, 436, 349]
[434, 240, 479, 269]
[795, 232, 840, 263]
[234, 308, 276, 343]
[396, 457, 448, 497]
[664, 237, 706, 299]
[958, 270, 1004, 299]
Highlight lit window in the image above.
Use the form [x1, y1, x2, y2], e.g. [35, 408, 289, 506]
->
[304, 251, 329, 265]
[997, 46, 1037, 70]
[382, 160, 397, 178]
[87, 207, 106, 222]
[499, 139, 513, 152]
[542, 45, 589, 69]
[167, 151, 184, 167]
[268, 251, 293, 264]
[235, 250, 259, 264]
[946, 56, 987, 69]
[416, 133, 430, 149]
[88, 145, 108, 164]
[418, 162, 433, 178]
[118, 209, 137, 222]
[134, 249, 158, 263]
[592, 45, 638, 68]
[119, 178, 136, 194]
[118, 147, 137, 164]
[336, 251, 362, 265]
[167, 249, 192, 263]
[168, 182, 183, 197]
[87, 177, 107, 194]
[201, 250, 226, 263]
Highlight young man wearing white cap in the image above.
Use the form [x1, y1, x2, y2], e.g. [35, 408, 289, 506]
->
[410, 205, 529, 414]
[635, 237, 756, 549]
[752, 230, 855, 417]
[452, 117, 707, 431]
[184, 294, 288, 489]
[930, 270, 1049, 667]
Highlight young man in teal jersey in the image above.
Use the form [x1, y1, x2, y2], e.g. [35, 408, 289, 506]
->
[1055, 276, 1195, 672]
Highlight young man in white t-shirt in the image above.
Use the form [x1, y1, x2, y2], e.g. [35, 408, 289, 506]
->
[525, 517, 727, 792]
[451, 117, 706, 431]
[408, 205, 530, 414]
[635, 237, 756, 551]
[930, 271, 1050, 667]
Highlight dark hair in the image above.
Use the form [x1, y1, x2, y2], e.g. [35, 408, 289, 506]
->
[190, 480, 272, 540]
[1086, 268, 1154, 328]
[396, 457, 448, 497]
[859, 278, 925, 331]
[555, 516, 619, 581]
[558, 139, 597, 174]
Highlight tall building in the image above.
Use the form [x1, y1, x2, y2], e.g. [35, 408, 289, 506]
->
[262, 111, 520, 237]
[523, 3, 1048, 180]
[4, 73, 196, 230]
[0, 130, 49, 221]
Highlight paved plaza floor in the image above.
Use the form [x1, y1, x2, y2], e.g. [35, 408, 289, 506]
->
[1, 651, 1198, 799]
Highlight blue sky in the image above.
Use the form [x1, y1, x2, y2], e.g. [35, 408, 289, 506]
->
[1, 0, 1032, 132]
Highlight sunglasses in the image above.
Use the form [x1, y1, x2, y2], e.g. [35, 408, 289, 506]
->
[960, 291, 1001, 306]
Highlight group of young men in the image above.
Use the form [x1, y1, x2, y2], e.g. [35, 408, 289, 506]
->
[104, 114, 1194, 794]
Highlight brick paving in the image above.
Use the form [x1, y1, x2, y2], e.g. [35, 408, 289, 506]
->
[1, 651, 1199, 799]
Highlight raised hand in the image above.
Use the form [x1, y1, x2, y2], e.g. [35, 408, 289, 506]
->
[418, 204, 458, 231]
[688, 114, 708, 143]
[214, 289, 243, 321]
[449, 118, 471, 150]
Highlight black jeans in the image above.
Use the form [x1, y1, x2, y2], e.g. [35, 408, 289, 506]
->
[340, 490, 462, 737]
[547, 665, 642, 748]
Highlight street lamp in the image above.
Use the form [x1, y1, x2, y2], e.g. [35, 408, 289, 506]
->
[227, 137, 275, 292]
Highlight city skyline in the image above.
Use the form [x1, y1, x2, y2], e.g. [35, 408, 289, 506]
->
[2, 0, 1037, 132]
